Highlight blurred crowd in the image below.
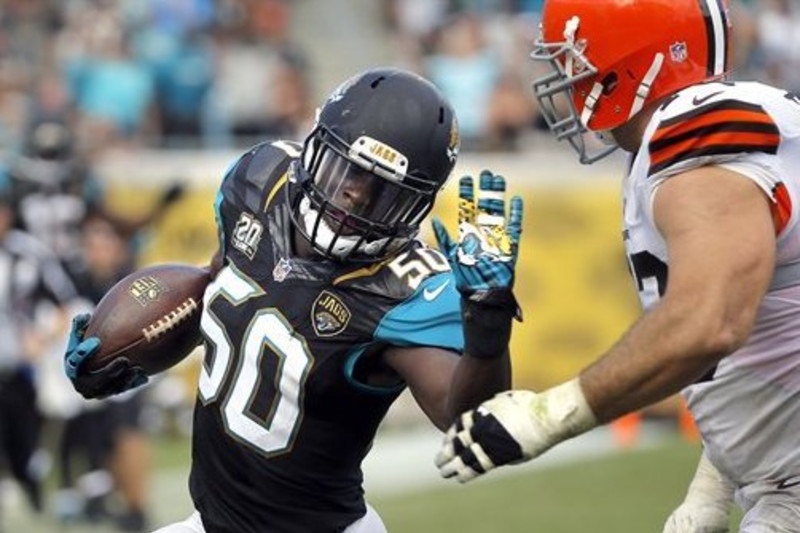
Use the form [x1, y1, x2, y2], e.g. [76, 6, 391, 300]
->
[0, 0, 796, 162]
[0, 0, 799, 531]
[0, 0, 311, 160]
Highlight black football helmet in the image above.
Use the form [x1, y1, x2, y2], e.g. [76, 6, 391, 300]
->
[286, 68, 460, 262]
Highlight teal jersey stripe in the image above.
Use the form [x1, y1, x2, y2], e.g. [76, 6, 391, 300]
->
[374, 272, 463, 353]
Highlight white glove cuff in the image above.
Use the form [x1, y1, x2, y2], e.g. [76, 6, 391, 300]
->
[685, 452, 736, 509]
[540, 378, 598, 440]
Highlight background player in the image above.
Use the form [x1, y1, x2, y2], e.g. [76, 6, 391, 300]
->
[0, 183, 78, 515]
[435, 1, 800, 531]
[63, 68, 524, 532]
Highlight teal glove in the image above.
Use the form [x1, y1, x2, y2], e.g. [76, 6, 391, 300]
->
[432, 170, 523, 294]
[64, 314, 148, 399]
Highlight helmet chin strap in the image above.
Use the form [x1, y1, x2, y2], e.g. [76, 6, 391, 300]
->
[629, 53, 664, 119]
[580, 82, 604, 128]
[580, 52, 665, 129]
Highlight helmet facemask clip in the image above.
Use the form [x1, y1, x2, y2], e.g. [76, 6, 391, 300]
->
[531, 18, 618, 164]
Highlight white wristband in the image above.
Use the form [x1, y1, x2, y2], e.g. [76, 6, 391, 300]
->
[685, 452, 736, 509]
[538, 378, 598, 441]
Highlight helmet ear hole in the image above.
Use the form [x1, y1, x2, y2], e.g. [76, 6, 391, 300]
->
[601, 72, 619, 96]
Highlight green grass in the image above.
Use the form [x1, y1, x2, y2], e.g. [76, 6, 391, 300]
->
[374, 437, 743, 533]
[11, 435, 745, 532]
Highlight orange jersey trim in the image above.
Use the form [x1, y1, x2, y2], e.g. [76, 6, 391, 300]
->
[772, 182, 792, 235]
[649, 100, 780, 176]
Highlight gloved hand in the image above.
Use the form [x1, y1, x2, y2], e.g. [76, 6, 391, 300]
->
[432, 170, 523, 295]
[435, 379, 597, 482]
[663, 452, 734, 533]
[431, 171, 523, 359]
[64, 314, 148, 400]
[158, 181, 186, 208]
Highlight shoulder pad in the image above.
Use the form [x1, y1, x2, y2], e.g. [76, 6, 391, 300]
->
[221, 141, 301, 213]
[333, 241, 451, 299]
[647, 82, 779, 178]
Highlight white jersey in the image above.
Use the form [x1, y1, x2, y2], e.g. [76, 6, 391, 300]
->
[624, 81, 800, 488]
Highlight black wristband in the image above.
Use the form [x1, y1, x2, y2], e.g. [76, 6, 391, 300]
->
[461, 288, 521, 359]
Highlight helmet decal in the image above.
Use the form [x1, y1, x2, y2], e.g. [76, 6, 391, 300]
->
[327, 76, 359, 105]
[447, 116, 460, 164]
[670, 42, 689, 64]
[350, 136, 409, 178]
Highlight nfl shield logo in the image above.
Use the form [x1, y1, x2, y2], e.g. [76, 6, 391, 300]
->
[670, 42, 688, 63]
[272, 258, 292, 282]
[128, 276, 168, 307]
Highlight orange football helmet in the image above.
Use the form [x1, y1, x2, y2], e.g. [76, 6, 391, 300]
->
[531, 0, 732, 163]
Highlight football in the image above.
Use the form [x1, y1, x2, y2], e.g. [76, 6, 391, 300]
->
[83, 263, 211, 375]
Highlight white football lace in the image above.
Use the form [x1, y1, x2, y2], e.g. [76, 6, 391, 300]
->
[142, 298, 199, 342]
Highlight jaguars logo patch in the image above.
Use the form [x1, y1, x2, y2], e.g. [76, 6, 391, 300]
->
[312, 291, 351, 337]
[447, 116, 460, 163]
[128, 276, 168, 307]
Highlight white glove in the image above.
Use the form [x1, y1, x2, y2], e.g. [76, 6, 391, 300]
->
[663, 452, 735, 533]
[435, 378, 597, 482]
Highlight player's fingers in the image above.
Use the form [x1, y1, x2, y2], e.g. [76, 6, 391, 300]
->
[452, 440, 490, 481]
[477, 173, 506, 228]
[471, 442, 496, 473]
[458, 176, 476, 226]
[65, 337, 101, 379]
[435, 443, 454, 470]
[456, 457, 482, 483]
[124, 371, 149, 392]
[478, 170, 505, 210]
[435, 424, 459, 468]
[64, 353, 82, 380]
[72, 313, 92, 337]
[76, 337, 101, 359]
[431, 218, 456, 256]
[438, 456, 467, 480]
[507, 196, 524, 247]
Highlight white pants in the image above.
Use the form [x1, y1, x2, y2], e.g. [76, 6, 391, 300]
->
[736, 480, 800, 532]
[152, 504, 387, 533]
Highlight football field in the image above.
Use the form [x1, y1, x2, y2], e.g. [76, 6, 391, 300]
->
[374, 436, 742, 532]
[3, 425, 742, 532]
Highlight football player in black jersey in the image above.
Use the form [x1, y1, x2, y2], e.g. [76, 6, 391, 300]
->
[63, 68, 524, 532]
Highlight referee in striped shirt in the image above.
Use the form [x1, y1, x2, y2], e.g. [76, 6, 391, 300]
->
[0, 183, 77, 512]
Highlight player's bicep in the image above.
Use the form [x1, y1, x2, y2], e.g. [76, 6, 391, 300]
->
[653, 166, 775, 346]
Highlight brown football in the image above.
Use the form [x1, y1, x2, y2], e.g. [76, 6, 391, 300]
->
[83, 263, 210, 375]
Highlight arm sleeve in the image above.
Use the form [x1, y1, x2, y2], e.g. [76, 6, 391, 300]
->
[373, 273, 464, 353]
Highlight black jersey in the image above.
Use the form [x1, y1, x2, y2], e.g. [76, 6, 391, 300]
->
[190, 141, 463, 533]
[3, 156, 102, 267]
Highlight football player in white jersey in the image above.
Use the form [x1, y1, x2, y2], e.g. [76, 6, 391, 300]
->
[435, 0, 800, 531]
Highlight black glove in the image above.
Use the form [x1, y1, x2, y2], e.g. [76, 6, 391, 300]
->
[64, 314, 148, 400]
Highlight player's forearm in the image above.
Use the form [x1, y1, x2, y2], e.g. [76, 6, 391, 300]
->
[445, 289, 517, 423]
[446, 353, 511, 424]
[580, 296, 742, 423]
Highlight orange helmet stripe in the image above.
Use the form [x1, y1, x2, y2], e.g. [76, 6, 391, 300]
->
[698, 0, 730, 77]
